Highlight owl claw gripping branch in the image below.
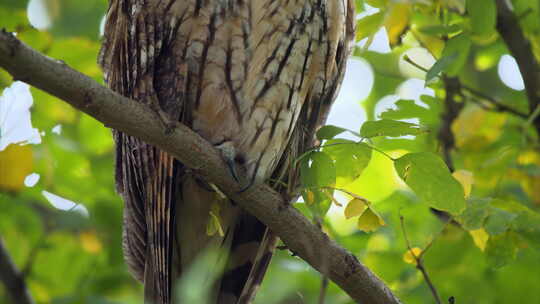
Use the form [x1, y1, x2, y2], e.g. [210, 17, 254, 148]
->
[99, 0, 355, 303]
[215, 141, 242, 184]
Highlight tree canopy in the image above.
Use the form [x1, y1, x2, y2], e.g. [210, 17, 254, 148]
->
[1, 0, 540, 303]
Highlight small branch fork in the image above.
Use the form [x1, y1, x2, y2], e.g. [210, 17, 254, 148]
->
[0, 29, 402, 304]
[400, 215, 445, 304]
[400, 215, 457, 304]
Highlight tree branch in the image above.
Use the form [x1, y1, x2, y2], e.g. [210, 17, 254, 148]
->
[438, 76, 464, 172]
[0, 30, 401, 304]
[461, 84, 529, 119]
[0, 237, 35, 304]
[496, 0, 540, 132]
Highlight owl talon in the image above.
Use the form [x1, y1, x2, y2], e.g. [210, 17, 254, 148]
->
[156, 108, 176, 135]
[226, 158, 241, 183]
[146, 93, 176, 134]
[216, 141, 241, 184]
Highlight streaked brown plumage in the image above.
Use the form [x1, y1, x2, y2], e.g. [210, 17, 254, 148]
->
[99, 0, 355, 303]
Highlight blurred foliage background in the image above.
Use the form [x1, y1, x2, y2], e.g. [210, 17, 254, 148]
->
[1, 0, 540, 303]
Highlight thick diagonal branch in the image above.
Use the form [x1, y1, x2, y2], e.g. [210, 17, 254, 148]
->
[496, 0, 540, 132]
[0, 30, 401, 304]
[0, 238, 35, 304]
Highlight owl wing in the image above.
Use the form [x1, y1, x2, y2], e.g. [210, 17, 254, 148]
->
[100, 1, 182, 303]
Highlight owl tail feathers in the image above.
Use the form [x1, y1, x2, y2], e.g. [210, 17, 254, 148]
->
[142, 228, 174, 304]
[141, 174, 277, 304]
[217, 215, 278, 304]
[143, 258, 161, 304]
[236, 229, 278, 304]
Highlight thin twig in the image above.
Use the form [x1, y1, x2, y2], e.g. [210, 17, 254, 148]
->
[314, 218, 329, 304]
[0, 237, 35, 304]
[403, 55, 430, 73]
[20, 237, 46, 278]
[318, 276, 329, 304]
[526, 104, 540, 129]
[461, 85, 529, 119]
[400, 216, 442, 304]
[438, 76, 463, 172]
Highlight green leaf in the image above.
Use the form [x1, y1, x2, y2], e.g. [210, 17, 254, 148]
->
[17, 30, 54, 53]
[323, 139, 372, 186]
[458, 198, 491, 230]
[300, 152, 336, 218]
[418, 24, 462, 36]
[316, 125, 347, 140]
[0, 5, 29, 31]
[300, 152, 336, 188]
[485, 233, 517, 268]
[356, 11, 385, 41]
[484, 208, 517, 236]
[380, 98, 441, 127]
[394, 152, 466, 214]
[365, 0, 388, 8]
[302, 188, 333, 219]
[360, 119, 424, 138]
[355, 0, 365, 13]
[467, 0, 497, 37]
[425, 53, 458, 82]
[440, 33, 472, 77]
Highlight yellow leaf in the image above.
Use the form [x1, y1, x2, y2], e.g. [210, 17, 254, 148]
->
[452, 106, 506, 150]
[80, 231, 103, 254]
[344, 198, 368, 219]
[511, 150, 540, 204]
[411, 30, 445, 58]
[519, 175, 540, 205]
[207, 203, 224, 237]
[0, 144, 33, 192]
[384, 3, 412, 46]
[357, 208, 385, 232]
[517, 150, 540, 165]
[403, 247, 422, 264]
[469, 228, 489, 251]
[211, 201, 221, 214]
[452, 169, 473, 198]
[304, 189, 315, 205]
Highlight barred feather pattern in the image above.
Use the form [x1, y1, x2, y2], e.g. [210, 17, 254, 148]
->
[99, 0, 355, 303]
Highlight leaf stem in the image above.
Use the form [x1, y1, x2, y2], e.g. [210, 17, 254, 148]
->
[366, 143, 396, 161]
[403, 55, 430, 73]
